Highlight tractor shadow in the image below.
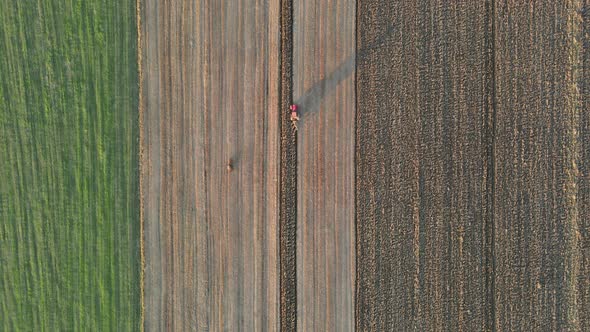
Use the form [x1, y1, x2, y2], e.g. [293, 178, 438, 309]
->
[294, 24, 397, 117]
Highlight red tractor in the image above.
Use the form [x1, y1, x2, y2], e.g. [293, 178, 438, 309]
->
[290, 104, 300, 129]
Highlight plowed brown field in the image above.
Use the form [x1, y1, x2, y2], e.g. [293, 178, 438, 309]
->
[140, 0, 589, 331]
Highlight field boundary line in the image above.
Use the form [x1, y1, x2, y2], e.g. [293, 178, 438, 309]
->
[136, 0, 145, 329]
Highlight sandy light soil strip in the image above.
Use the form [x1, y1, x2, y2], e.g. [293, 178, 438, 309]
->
[293, 0, 356, 330]
[140, 0, 281, 330]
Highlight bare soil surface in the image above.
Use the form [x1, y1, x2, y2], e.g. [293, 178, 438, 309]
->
[356, 1, 590, 330]
[493, 2, 585, 330]
[355, 2, 494, 330]
[140, 0, 281, 330]
[293, 0, 357, 330]
[140, 0, 589, 330]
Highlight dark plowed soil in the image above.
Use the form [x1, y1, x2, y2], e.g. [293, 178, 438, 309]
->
[279, 0, 297, 330]
[355, 2, 494, 330]
[578, 3, 590, 330]
[493, 2, 584, 330]
[355, 1, 589, 330]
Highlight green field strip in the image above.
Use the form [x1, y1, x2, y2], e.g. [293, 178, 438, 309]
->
[0, 0, 140, 330]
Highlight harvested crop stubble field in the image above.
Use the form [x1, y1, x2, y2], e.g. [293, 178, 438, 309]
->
[0, 0, 141, 330]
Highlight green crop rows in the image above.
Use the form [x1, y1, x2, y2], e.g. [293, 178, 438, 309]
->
[0, 0, 140, 330]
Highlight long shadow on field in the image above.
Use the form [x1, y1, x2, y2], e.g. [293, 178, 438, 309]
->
[294, 24, 397, 116]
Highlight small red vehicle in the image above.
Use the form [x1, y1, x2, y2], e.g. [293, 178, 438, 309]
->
[290, 104, 300, 128]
